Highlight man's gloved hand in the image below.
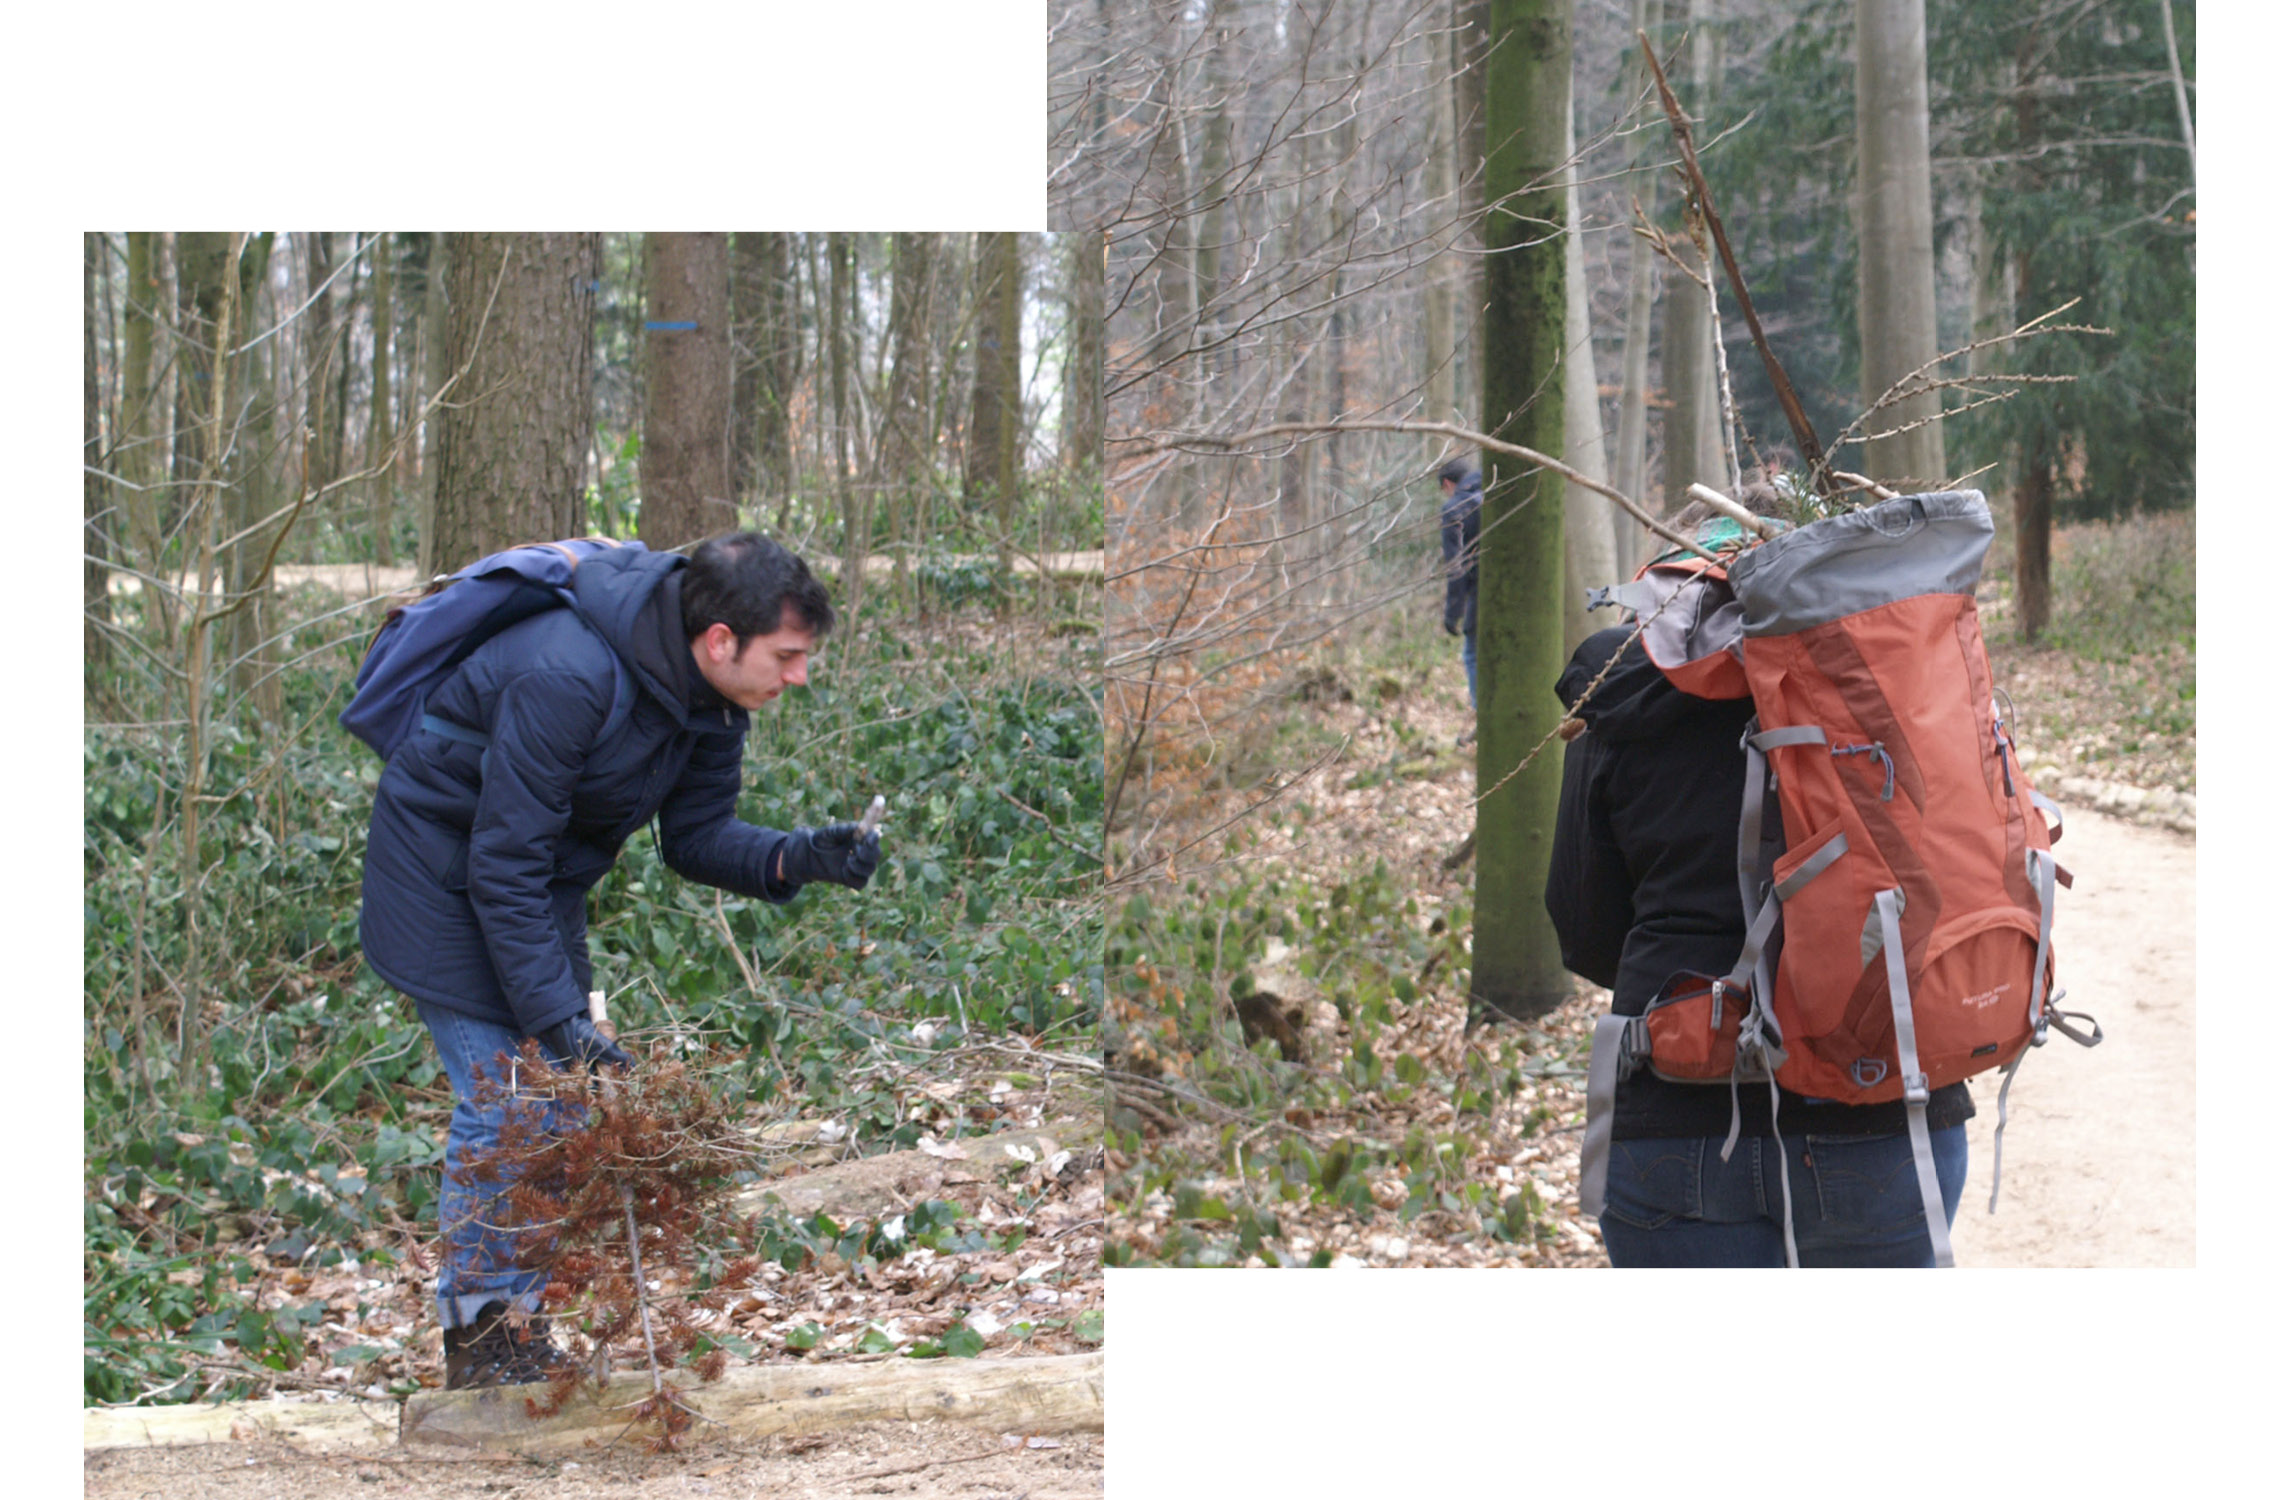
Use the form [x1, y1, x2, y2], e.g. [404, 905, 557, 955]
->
[1444, 618, 1460, 637]
[538, 1013, 634, 1074]
[779, 822, 882, 891]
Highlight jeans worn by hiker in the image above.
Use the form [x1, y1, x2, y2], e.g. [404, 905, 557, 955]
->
[348, 533, 881, 1383]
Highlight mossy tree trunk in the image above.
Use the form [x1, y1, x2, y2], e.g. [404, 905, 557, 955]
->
[427, 233, 598, 574]
[639, 232, 735, 551]
[1472, 0, 1575, 1023]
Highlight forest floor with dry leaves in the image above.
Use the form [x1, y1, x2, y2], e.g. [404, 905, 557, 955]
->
[90, 1045, 1104, 1439]
[1105, 571, 2195, 1269]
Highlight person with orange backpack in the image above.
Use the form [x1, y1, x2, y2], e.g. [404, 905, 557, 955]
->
[1545, 490, 2092, 1267]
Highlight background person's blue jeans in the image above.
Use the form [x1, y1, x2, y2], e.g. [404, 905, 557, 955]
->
[1461, 629, 1477, 708]
[416, 1003, 575, 1328]
[1595, 1126, 1968, 1267]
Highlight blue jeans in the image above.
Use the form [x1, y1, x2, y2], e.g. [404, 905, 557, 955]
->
[416, 1003, 576, 1328]
[1461, 629, 1477, 708]
[1596, 1126, 1968, 1268]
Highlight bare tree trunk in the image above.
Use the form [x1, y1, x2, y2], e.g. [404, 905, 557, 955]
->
[419, 231, 449, 565]
[1561, 88, 1616, 651]
[85, 232, 111, 668]
[428, 233, 599, 572]
[881, 232, 940, 599]
[2013, 432, 2052, 640]
[828, 233, 860, 612]
[227, 234, 282, 729]
[640, 232, 735, 550]
[1854, 0, 1946, 487]
[1612, 0, 1664, 574]
[1455, 1, 1491, 424]
[1423, 6, 1461, 424]
[1059, 228, 1105, 482]
[302, 231, 339, 503]
[1659, 0, 1722, 513]
[121, 231, 169, 633]
[966, 231, 1024, 583]
[368, 233, 396, 565]
[2158, 0, 2195, 192]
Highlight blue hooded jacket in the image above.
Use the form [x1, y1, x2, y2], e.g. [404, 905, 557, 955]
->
[358, 545, 798, 1035]
[1439, 469, 1483, 637]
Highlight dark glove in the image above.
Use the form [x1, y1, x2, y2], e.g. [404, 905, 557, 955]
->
[779, 822, 881, 891]
[1444, 618, 1460, 637]
[538, 1013, 633, 1074]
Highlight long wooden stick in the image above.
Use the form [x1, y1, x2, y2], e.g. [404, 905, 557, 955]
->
[1638, 30, 1830, 488]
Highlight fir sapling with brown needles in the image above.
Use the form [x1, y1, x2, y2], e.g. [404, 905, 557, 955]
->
[455, 1040, 764, 1451]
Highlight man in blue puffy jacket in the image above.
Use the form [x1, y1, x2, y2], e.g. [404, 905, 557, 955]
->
[358, 531, 879, 1388]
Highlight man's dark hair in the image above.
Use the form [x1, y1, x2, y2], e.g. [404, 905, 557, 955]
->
[680, 533, 835, 645]
[1438, 458, 1474, 487]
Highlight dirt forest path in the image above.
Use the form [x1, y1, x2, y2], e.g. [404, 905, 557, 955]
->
[1946, 803, 2196, 1267]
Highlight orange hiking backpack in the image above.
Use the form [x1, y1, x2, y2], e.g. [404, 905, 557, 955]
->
[1575, 491, 2100, 1266]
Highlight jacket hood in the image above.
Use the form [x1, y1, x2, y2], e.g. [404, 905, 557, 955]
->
[571, 545, 698, 719]
[1556, 625, 1702, 744]
[1442, 470, 1483, 515]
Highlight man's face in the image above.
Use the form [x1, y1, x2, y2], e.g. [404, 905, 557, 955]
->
[1441, 477, 1456, 498]
[691, 612, 817, 711]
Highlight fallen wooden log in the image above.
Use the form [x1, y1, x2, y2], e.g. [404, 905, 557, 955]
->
[83, 1395, 401, 1453]
[84, 1350, 1105, 1456]
[398, 1351, 1104, 1458]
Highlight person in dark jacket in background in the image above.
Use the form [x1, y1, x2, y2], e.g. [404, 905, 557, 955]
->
[359, 532, 880, 1385]
[1438, 459, 1483, 710]
[1542, 556, 1974, 1267]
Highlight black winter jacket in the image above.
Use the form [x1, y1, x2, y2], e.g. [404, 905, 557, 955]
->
[359, 546, 799, 1035]
[1439, 471, 1482, 637]
[1543, 626, 1972, 1140]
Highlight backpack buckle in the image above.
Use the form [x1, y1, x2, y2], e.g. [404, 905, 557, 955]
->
[1901, 1071, 1930, 1107]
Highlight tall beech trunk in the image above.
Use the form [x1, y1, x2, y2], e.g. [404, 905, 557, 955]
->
[1472, 0, 1574, 1023]
[420, 232, 450, 562]
[827, 233, 859, 612]
[121, 230, 168, 630]
[882, 232, 941, 597]
[1562, 87, 1616, 651]
[1060, 229, 1105, 483]
[368, 234, 396, 565]
[1423, 8, 1460, 424]
[966, 232, 1023, 581]
[427, 233, 599, 573]
[640, 232, 735, 551]
[85, 232, 111, 666]
[1612, 0, 1664, 575]
[2014, 432, 2053, 640]
[1659, 0, 1722, 514]
[1853, 0, 1946, 487]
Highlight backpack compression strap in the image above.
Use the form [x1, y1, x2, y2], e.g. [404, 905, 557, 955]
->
[1873, 886, 1956, 1269]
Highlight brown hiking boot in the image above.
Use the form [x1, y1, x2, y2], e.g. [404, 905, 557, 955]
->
[442, 1302, 578, 1390]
